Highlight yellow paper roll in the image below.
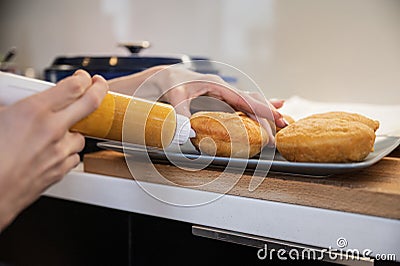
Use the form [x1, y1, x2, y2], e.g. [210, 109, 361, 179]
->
[71, 93, 115, 139]
[71, 92, 177, 148]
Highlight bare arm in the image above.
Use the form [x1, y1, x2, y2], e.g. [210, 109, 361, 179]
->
[107, 65, 168, 96]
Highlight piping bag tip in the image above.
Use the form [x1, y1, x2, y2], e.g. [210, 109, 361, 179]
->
[171, 114, 195, 145]
[189, 128, 196, 138]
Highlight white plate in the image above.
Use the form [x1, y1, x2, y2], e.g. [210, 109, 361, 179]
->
[97, 136, 400, 177]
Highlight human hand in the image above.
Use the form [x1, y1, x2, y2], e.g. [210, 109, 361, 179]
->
[108, 65, 286, 144]
[0, 70, 108, 231]
[149, 67, 287, 143]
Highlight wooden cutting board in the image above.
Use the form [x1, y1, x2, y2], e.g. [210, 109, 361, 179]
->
[84, 147, 400, 220]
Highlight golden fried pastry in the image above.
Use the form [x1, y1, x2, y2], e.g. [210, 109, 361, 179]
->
[276, 112, 378, 163]
[300, 111, 379, 132]
[190, 112, 268, 158]
[276, 115, 295, 132]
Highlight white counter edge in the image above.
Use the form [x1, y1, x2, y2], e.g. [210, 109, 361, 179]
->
[43, 166, 400, 260]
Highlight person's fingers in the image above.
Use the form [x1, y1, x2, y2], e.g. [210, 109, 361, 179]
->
[186, 82, 286, 128]
[41, 153, 81, 188]
[56, 74, 109, 128]
[244, 91, 265, 102]
[36, 70, 92, 112]
[247, 113, 275, 146]
[269, 99, 285, 109]
[246, 92, 284, 108]
[243, 92, 285, 112]
[63, 132, 86, 155]
[165, 83, 209, 117]
[209, 86, 274, 119]
[51, 131, 85, 163]
[240, 93, 286, 128]
[160, 72, 287, 127]
[241, 92, 286, 127]
[247, 92, 287, 127]
[31, 131, 85, 177]
[265, 101, 287, 128]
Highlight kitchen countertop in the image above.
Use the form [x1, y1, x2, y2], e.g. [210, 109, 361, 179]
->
[44, 150, 400, 262]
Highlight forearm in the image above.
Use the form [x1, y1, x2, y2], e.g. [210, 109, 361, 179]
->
[107, 65, 168, 96]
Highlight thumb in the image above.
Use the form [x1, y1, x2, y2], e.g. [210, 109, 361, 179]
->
[36, 70, 92, 112]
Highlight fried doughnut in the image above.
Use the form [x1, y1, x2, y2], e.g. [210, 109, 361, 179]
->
[300, 111, 379, 132]
[276, 113, 377, 163]
[190, 111, 268, 158]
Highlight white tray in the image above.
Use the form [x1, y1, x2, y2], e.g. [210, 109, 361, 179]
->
[97, 136, 400, 177]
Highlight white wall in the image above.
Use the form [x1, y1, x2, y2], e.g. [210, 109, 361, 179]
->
[269, 0, 400, 104]
[1, 0, 399, 104]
